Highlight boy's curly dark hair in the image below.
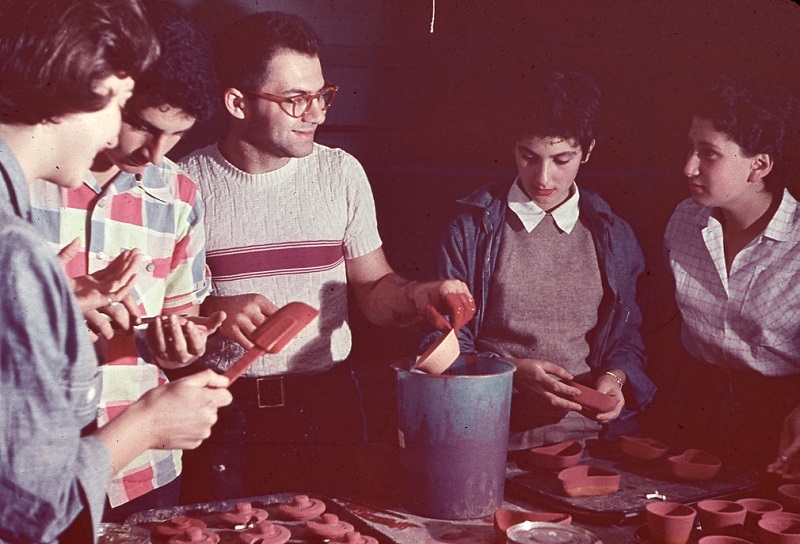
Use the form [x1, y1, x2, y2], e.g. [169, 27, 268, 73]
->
[132, 1, 218, 122]
[515, 71, 602, 156]
[693, 75, 800, 191]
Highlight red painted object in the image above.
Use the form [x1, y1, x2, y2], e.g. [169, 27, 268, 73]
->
[154, 516, 207, 536]
[238, 520, 291, 544]
[515, 440, 584, 471]
[696, 499, 746, 534]
[328, 531, 379, 544]
[779, 484, 800, 513]
[617, 435, 669, 461]
[306, 513, 355, 539]
[757, 511, 800, 544]
[564, 380, 618, 414]
[645, 501, 697, 544]
[277, 494, 326, 521]
[557, 464, 620, 497]
[219, 502, 268, 526]
[667, 449, 722, 481]
[168, 526, 220, 544]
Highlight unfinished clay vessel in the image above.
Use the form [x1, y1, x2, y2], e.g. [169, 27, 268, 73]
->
[306, 513, 355, 540]
[219, 502, 269, 527]
[617, 435, 669, 461]
[328, 531, 379, 544]
[238, 521, 291, 544]
[277, 495, 326, 521]
[557, 464, 620, 497]
[168, 526, 220, 544]
[515, 440, 583, 471]
[667, 449, 722, 481]
[154, 516, 207, 536]
[697, 537, 754, 544]
[736, 498, 783, 531]
[564, 380, 618, 414]
[757, 511, 800, 544]
[779, 484, 800, 513]
[696, 499, 746, 534]
[645, 501, 697, 544]
[413, 328, 459, 374]
[493, 509, 571, 544]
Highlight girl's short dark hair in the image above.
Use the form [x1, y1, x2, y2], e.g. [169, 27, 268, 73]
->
[515, 71, 602, 155]
[693, 75, 800, 190]
[0, 0, 159, 125]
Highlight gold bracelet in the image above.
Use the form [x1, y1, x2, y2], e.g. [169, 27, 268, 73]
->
[604, 371, 625, 390]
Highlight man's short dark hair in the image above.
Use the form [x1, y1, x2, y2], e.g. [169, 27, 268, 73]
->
[692, 75, 799, 190]
[131, 2, 218, 122]
[515, 71, 601, 155]
[214, 11, 321, 91]
[0, 0, 159, 125]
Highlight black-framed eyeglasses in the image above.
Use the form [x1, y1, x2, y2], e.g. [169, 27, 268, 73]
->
[241, 84, 339, 118]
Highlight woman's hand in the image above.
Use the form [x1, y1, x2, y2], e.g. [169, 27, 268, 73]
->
[510, 357, 583, 412]
[593, 370, 626, 422]
[202, 294, 280, 349]
[146, 312, 226, 369]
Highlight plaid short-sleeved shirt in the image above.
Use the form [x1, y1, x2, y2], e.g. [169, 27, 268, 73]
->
[664, 189, 800, 377]
[29, 158, 211, 507]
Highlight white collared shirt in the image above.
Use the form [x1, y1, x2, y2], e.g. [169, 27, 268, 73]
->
[506, 178, 581, 233]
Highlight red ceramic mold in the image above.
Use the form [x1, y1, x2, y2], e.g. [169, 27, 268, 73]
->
[515, 440, 584, 471]
[696, 499, 747, 534]
[564, 380, 618, 414]
[735, 498, 783, 531]
[493, 509, 571, 544]
[277, 495, 326, 521]
[168, 526, 220, 544]
[757, 511, 800, 544]
[306, 513, 355, 540]
[328, 531, 379, 544]
[667, 449, 722, 481]
[779, 484, 800, 513]
[557, 464, 620, 497]
[645, 501, 697, 544]
[617, 435, 669, 461]
[219, 502, 268, 526]
[238, 521, 291, 544]
[154, 516, 207, 536]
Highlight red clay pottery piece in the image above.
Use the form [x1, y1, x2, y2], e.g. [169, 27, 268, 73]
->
[493, 509, 572, 544]
[515, 440, 584, 471]
[736, 498, 783, 532]
[328, 531, 379, 544]
[617, 435, 669, 461]
[563, 380, 618, 414]
[645, 501, 697, 544]
[277, 495, 326, 521]
[306, 513, 355, 540]
[667, 448, 722, 481]
[697, 537, 754, 544]
[219, 502, 269, 526]
[238, 521, 291, 544]
[757, 511, 800, 544]
[557, 464, 620, 497]
[696, 499, 747, 534]
[154, 516, 207, 536]
[168, 527, 220, 544]
[779, 484, 800, 513]
[413, 328, 459, 374]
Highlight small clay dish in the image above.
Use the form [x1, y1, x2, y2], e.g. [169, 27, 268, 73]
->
[645, 502, 697, 544]
[697, 537, 755, 544]
[617, 435, 669, 461]
[306, 513, 355, 540]
[557, 464, 620, 497]
[154, 516, 207, 536]
[277, 495, 326, 521]
[757, 511, 800, 544]
[563, 380, 618, 414]
[219, 502, 269, 527]
[667, 449, 722, 481]
[515, 440, 584, 471]
[735, 498, 783, 531]
[696, 499, 747, 534]
[328, 531, 379, 544]
[239, 521, 291, 544]
[493, 509, 571, 544]
[779, 484, 800, 513]
[413, 328, 459, 374]
[168, 526, 220, 544]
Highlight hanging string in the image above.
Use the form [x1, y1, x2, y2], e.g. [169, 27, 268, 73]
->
[430, 0, 436, 33]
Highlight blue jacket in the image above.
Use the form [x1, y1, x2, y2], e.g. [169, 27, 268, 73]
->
[432, 180, 656, 435]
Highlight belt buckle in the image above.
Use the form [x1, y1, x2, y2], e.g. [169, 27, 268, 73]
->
[255, 376, 285, 408]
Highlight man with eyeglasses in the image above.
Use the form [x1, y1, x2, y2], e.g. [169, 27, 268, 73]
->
[179, 11, 475, 502]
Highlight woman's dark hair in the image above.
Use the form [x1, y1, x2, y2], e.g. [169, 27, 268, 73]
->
[0, 0, 159, 125]
[214, 11, 322, 91]
[515, 71, 602, 155]
[132, 2, 218, 122]
[693, 75, 800, 191]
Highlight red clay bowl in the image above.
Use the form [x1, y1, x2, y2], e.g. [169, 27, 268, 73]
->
[563, 380, 618, 414]
[645, 502, 697, 544]
[735, 498, 783, 531]
[697, 537, 755, 544]
[779, 484, 800, 513]
[515, 440, 584, 471]
[757, 511, 800, 544]
[696, 499, 747, 534]
[557, 464, 620, 497]
[667, 448, 722, 481]
[493, 509, 571, 544]
[618, 435, 669, 461]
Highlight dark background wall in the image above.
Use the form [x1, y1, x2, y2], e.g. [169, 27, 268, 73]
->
[166, 0, 800, 440]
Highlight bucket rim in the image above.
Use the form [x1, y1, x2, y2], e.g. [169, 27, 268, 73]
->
[391, 355, 516, 378]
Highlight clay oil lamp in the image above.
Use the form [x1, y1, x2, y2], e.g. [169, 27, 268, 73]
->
[779, 484, 800, 513]
[735, 498, 783, 532]
[167, 526, 220, 544]
[756, 511, 800, 544]
[238, 520, 291, 544]
[154, 516, 207, 537]
[277, 495, 326, 521]
[696, 499, 747, 534]
[557, 464, 620, 497]
[515, 440, 584, 472]
[493, 509, 571, 544]
[667, 449, 722, 481]
[219, 502, 269, 529]
[306, 513, 355, 540]
[328, 531, 379, 544]
[617, 435, 669, 461]
[645, 501, 697, 544]
[563, 380, 618, 414]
